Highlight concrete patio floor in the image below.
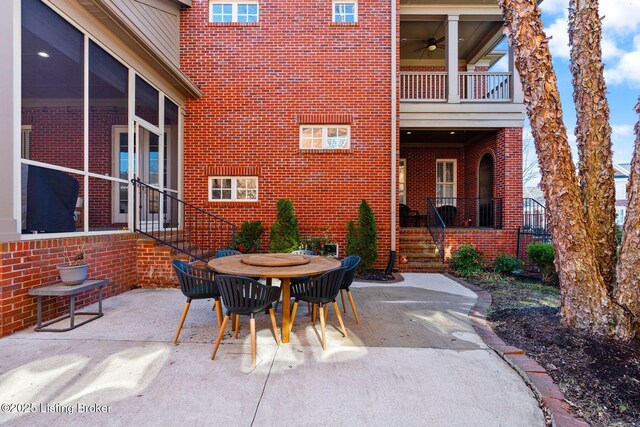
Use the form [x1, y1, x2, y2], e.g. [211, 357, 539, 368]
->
[0, 274, 545, 426]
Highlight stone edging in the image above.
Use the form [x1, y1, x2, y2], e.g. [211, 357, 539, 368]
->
[445, 274, 590, 427]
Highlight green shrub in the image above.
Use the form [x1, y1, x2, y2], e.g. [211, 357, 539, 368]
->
[450, 244, 484, 276]
[527, 243, 558, 285]
[494, 253, 524, 275]
[269, 199, 300, 253]
[345, 200, 378, 272]
[301, 230, 337, 256]
[234, 221, 264, 253]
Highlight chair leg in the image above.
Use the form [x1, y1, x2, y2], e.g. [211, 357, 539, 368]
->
[340, 290, 347, 314]
[347, 290, 360, 324]
[289, 301, 299, 335]
[333, 301, 347, 337]
[318, 304, 327, 350]
[324, 302, 329, 322]
[250, 314, 257, 368]
[234, 314, 240, 338]
[269, 308, 280, 345]
[214, 298, 223, 327]
[173, 300, 191, 345]
[312, 304, 317, 324]
[211, 314, 230, 360]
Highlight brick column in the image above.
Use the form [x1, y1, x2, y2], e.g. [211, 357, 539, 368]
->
[495, 128, 523, 231]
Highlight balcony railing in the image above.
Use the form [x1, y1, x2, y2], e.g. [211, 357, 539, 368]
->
[428, 197, 503, 229]
[400, 72, 513, 102]
[459, 72, 511, 102]
[400, 72, 447, 101]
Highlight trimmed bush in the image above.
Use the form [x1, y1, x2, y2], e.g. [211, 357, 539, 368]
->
[269, 199, 300, 253]
[494, 253, 524, 275]
[527, 243, 558, 285]
[234, 221, 264, 253]
[450, 244, 484, 276]
[345, 200, 378, 272]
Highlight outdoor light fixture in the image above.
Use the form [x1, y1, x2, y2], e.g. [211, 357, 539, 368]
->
[427, 44, 437, 52]
[406, 131, 412, 135]
[37, 51, 50, 58]
[450, 131, 456, 135]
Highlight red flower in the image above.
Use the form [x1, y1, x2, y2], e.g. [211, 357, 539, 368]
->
[237, 244, 246, 252]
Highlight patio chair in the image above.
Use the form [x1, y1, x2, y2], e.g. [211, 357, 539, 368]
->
[400, 203, 419, 227]
[211, 275, 281, 368]
[339, 255, 361, 323]
[289, 249, 317, 314]
[214, 249, 241, 258]
[172, 260, 223, 345]
[288, 268, 347, 350]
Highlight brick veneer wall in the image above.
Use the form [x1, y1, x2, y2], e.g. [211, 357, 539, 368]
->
[0, 234, 138, 336]
[400, 146, 465, 212]
[180, 0, 394, 266]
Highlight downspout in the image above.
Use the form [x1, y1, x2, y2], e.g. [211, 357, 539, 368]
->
[390, 0, 397, 252]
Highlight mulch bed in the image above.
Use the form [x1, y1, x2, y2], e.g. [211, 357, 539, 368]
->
[467, 276, 640, 427]
[355, 269, 404, 283]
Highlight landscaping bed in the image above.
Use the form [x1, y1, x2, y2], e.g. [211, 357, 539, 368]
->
[465, 274, 640, 427]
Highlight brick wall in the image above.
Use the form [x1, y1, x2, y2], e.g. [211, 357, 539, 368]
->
[0, 234, 138, 336]
[136, 239, 180, 288]
[180, 0, 393, 266]
[400, 146, 465, 213]
[444, 229, 518, 262]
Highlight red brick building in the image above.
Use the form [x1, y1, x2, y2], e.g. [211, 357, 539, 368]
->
[0, 0, 524, 335]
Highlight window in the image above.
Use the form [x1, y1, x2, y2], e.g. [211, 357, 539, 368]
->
[436, 159, 456, 204]
[333, 1, 357, 23]
[300, 125, 350, 149]
[209, 177, 258, 201]
[21, 126, 31, 159]
[399, 159, 406, 205]
[210, 1, 259, 23]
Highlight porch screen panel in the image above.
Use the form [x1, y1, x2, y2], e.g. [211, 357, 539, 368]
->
[135, 76, 159, 126]
[163, 99, 180, 228]
[21, 0, 84, 171]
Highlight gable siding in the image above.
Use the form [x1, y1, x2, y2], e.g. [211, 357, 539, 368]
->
[111, 0, 181, 66]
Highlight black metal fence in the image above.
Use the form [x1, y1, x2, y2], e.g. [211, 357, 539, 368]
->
[517, 198, 550, 273]
[132, 178, 236, 262]
[428, 197, 503, 229]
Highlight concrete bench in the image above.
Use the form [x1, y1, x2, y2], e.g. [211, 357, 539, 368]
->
[28, 279, 108, 332]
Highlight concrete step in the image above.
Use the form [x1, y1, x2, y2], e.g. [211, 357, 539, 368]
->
[401, 252, 441, 259]
[400, 242, 437, 249]
[398, 262, 448, 273]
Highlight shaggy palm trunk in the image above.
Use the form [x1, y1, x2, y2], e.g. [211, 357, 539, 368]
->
[568, 0, 618, 288]
[499, 0, 633, 339]
[616, 100, 640, 330]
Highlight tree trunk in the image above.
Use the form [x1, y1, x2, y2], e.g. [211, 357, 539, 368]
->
[568, 0, 618, 288]
[616, 99, 640, 335]
[499, 0, 633, 339]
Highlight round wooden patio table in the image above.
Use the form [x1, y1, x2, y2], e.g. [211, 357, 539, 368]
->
[207, 253, 341, 343]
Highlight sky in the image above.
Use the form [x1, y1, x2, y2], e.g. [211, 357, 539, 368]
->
[493, 0, 640, 170]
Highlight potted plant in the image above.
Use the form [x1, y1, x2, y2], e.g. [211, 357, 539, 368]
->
[58, 245, 88, 285]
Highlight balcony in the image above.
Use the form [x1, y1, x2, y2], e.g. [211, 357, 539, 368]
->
[400, 72, 513, 102]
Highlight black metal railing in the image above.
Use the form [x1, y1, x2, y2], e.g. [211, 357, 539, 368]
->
[132, 178, 236, 262]
[428, 197, 503, 229]
[517, 198, 550, 273]
[426, 199, 446, 262]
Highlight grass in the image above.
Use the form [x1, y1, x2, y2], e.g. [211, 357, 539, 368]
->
[463, 272, 560, 315]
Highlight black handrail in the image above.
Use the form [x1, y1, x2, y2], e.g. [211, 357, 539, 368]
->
[426, 199, 446, 263]
[132, 178, 236, 262]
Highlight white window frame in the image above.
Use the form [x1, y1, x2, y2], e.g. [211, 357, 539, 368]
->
[332, 0, 358, 23]
[299, 125, 351, 150]
[208, 176, 259, 202]
[210, 1, 259, 23]
[436, 159, 457, 206]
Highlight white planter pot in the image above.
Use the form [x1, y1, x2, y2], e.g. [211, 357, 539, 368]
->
[57, 264, 89, 286]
